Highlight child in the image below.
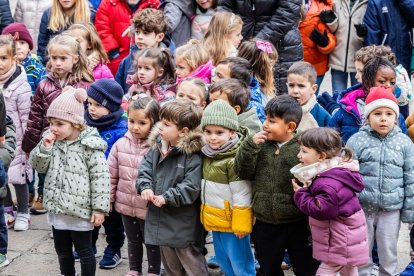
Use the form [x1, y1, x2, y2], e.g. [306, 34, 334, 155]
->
[84, 78, 127, 268]
[175, 39, 214, 84]
[287, 61, 331, 131]
[137, 99, 208, 276]
[38, 0, 95, 63]
[346, 86, 414, 276]
[200, 99, 255, 275]
[209, 79, 262, 134]
[127, 48, 175, 104]
[0, 35, 33, 231]
[238, 39, 277, 105]
[29, 86, 110, 276]
[65, 23, 113, 81]
[292, 127, 369, 275]
[175, 78, 208, 109]
[2, 23, 46, 94]
[203, 11, 243, 66]
[22, 34, 93, 214]
[191, 0, 216, 40]
[234, 95, 319, 275]
[108, 96, 161, 276]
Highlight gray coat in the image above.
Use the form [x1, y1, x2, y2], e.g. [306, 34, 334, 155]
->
[137, 127, 205, 252]
[347, 125, 414, 222]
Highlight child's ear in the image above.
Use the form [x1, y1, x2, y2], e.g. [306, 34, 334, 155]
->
[233, 105, 241, 114]
[179, 127, 189, 137]
[311, 83, 318, 94]
[72, 55, 79, 64]
[156, 33, 165, 43]
[157, 68, 164, 77]
[318, 152, 327, 162]
[200, 100, 207, 109]
[287, 122, 297, 133]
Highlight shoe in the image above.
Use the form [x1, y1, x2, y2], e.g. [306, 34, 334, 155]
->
[99, 247, 122, 269]
[125, 271, 140, 276]
[281, 261, 290, 270]
[0, 254, 10, 268]
[28, 193, 35, 208]
[207, 255, 219, 269]
[4, 209, 16, 228]
[30, 195, 47, 214]
[14, 213, 31, 231]
[401, 262, 414, 276]
[371, 264, 379, 276]
[205, 231, 213, 244]
[74, 245, 97, 262]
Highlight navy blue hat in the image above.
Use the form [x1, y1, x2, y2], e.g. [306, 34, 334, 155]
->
[87, 79, 124, 112]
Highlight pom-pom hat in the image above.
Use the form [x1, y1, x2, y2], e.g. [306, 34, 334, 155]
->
[364, 86, 399, 118]
[47, 86, 87, 124]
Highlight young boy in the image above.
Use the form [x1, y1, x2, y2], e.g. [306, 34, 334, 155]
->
[287, 61, 331, 131]
[200, 99, 255, 275]
[115, 8, 174, 93]
[209, 79, 262, 134]
[234, 95, 319, 275]
[137, 99, 207, 276]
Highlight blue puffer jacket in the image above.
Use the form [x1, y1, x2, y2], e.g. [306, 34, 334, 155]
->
[98, 118, 128, 158]
[310, 102, 331, 127]
[347, 125, 414, 222]
[21, 53, 46, 94]
[248, 77, 265, 123]
[363, 0, 414, 72]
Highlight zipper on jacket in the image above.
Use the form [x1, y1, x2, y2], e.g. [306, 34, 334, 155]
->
[252, 0, 256, 11]
[378, 139, 385, 207]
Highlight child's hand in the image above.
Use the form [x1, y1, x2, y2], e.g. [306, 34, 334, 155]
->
[121, 26, 133, 38]
[141, 189, 154, 201]
[235, 233, 247, 239]
[291, 179, 304, 192]
[152, 195, 166, 207]
[252, 131, 268, 145]
[43, 133, 56, 149]
[90, 213, 105, 227]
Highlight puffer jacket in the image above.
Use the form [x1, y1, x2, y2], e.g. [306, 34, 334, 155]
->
[93, 63, 114, 80]
[136, 126, 205, 252]
[95, 0, 160, 76]
[238, 107, 262, 135]
[248, 77, 265, 123]
[347, 125, 414, 222]
[219, 0, 304, 94]
[201, 128, 253, 235]
[363, 0, 414, 73]
[29, 127, 110, 219]
[0, 116, 16, 200]
[327, 0, 368, 72]
[97, 118, 128, 158]
[0, 0, 13, 34]
[109, 131, 150, 219]
[22, 73, 91, 154]
[21, 53, 47, 94]
[14, 0, 52, 53]
[299, 0, 336, 76]
[3, 66, 32, 185]
[191, 6, 215, 40]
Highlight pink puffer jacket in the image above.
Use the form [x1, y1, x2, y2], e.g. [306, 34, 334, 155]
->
[93, 64, 114, 80]
[108, 131, 150, 219]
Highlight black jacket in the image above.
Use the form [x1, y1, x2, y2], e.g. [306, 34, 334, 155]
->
[0, 0, 13, 34]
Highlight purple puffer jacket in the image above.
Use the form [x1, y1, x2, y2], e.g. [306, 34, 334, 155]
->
[294, 167, 369, 266]
[93, 63, 114, 81]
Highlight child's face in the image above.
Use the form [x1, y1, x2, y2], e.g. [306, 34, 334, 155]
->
[227, 24, 243, 49]
[134, 28, 164, 49]
[15, 40, 30, 61]
[262, 115, 295, 143]
[297, 145, 324, 166]
[69, 30, 90, 55]
[137, 57, 162, 85]
[0, 47, 15, 75]
[175, 56, 192, 79]
[158, 119, 185, 146]
[209, 90, 239, 113]
[87, 97, 110, 120]
[49, 46, 79, 79]
[128, 109, 152, 140]
[287, 74, 317, 105]
[196, 0, 214, 9]
[203, 125, 235, 150]
[49, 117, 80, 141]
[212, 63, 231, 84]
[368, 107, 397, 138]
[373, 67, 396, 92]
[59, 0, 76, 11]
[355, 60, 364, 83]
[176, 82, 206, 108]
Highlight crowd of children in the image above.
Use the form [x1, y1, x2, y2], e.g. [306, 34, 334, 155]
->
[0, 0, 412, 276]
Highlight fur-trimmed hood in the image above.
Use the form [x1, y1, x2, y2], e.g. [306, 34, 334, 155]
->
[147, 123, 204, 155]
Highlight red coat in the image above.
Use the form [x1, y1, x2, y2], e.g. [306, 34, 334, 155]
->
[95, 0, 160, 76]
[299, 0, 336, 76]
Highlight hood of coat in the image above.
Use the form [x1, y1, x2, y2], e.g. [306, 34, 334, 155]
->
[319, 167, 365, 193]
[161, 0, 195, 18]
[124, 130, 151, 148]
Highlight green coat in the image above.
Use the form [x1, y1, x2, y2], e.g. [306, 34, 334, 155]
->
[29, 127, 110, 220]
[235, 134, 305, 224]
[238, 108, 262, 135]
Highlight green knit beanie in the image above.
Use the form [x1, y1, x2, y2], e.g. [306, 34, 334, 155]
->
[201, 99, 239, 131]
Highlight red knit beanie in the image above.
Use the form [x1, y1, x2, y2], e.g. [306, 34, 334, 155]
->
[364, 86, 399, 118]
[2, 23, 33, 50]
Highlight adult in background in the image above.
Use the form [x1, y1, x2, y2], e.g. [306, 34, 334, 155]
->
[218, 0, 303, 95]
[0, 0, 13, 34]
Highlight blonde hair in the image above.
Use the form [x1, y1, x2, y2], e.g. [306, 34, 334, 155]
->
[49, 0, 91, 32]
[65, 23, 109, 63]
[46, 34, 94, 82]
[203, 11, 243, 66]
[0, 35, 16, 58]
[175, 39, 209, 71]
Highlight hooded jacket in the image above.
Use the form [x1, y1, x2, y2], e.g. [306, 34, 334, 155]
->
[0, 0, 13, 34]
[21, 53, 46, 94]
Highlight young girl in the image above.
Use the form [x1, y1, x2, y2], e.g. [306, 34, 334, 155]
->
[175, 39, 214, 84]
[202, 11, 243, 66]
[29, 86, 110, 276]
[108, 95, 161, 276]
[191, 0, 216, 40]
[238, 38, 278, 105]
[175, 77, 208, 108]
[65, 23, 113, 80]
[292, 127, 369, 275]
[38, 0, 94, 62]
[0, 36, 33, 231]
[127, 48, 175, 105]
[22, 34, 93, 214]
[347, 86, 414, 276]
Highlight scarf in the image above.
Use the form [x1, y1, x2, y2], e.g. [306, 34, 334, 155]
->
[0, 63, 17, 90]
[297, 95, 319, 132]
[84, 108, 124, 129]
[201, 134, 239, 158]
[290, 156, 360, 186]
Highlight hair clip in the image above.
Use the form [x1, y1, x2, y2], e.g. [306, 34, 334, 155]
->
[256, 41, 273, 54]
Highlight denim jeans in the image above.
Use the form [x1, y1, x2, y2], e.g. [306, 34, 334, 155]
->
[0, 204, 7, 255]
[331, 69, 358, 93]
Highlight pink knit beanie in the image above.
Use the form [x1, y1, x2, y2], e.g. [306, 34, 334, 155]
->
[47, 86, 87, 124]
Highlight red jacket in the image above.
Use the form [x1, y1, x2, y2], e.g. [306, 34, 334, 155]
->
[95, 0, 160, 75]
[299, 0, 336, 76]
